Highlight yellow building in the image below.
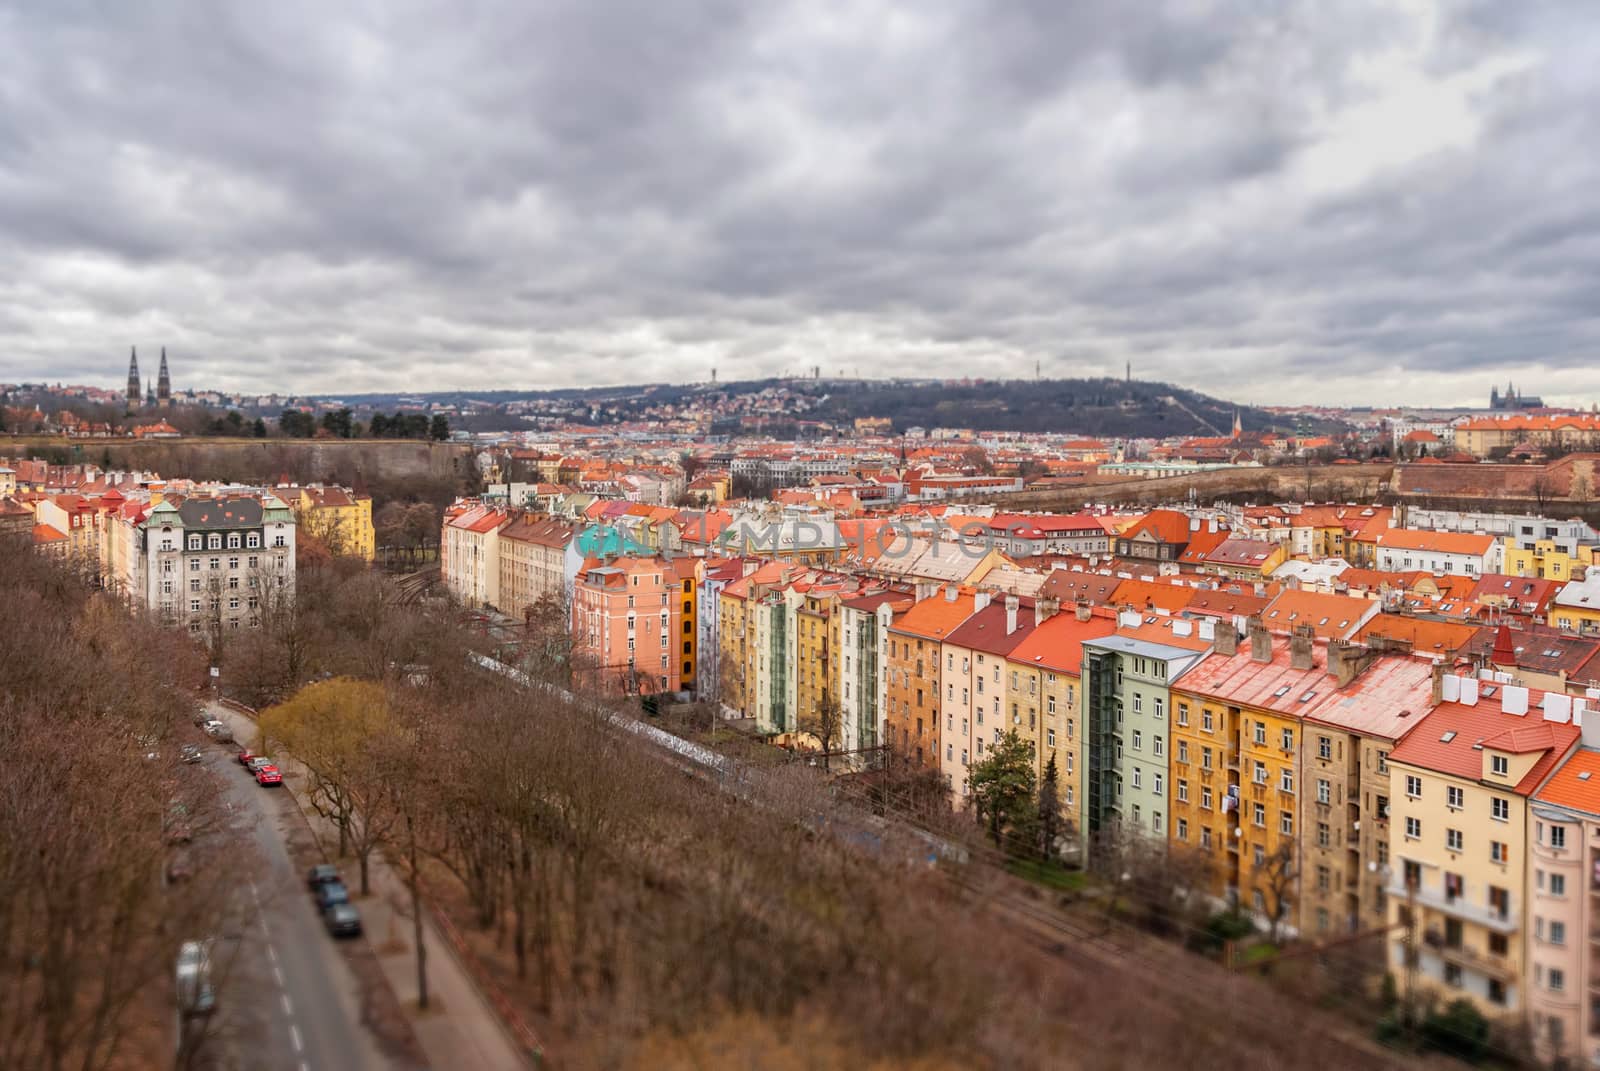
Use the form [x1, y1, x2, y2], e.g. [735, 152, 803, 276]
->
[1005, 605, 1115, 833]
[295, 486, 375, 560]
[1386, 676, 1579, 1019]
[1170, 623, 1312, 931]
[1503, 537, 1596, 583]
[1551, 574, 1600, 636]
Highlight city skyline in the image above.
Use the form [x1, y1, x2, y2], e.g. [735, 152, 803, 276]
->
[2, 4, 1598, 406]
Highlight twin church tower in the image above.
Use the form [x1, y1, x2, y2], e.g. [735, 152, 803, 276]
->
[125, 346, 172, 411]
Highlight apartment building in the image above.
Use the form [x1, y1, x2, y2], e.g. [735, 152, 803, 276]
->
[133, 494, 297, 638]
[570, 556, 692, 694]
[885, 587, 977, 771]
[1082, 616, 1208, 851]
[1375, 529, 1502, 577]
[1006, 603, 1117, 834]
[497, 514, 575, 617]
[939, 594, 1037, 799]
[442, 504, 510, 609]
[1386, 677, 1581, 1019]
[836, 590, 910, 758]
[1524, 740, 1600, 1067]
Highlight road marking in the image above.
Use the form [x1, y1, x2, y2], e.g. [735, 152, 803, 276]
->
[290, 1024, 303, 1053]
[267, 944, 279, 965]
[281, 993, 293, 1016]
[300, 1062, 309, 1071]
[273, 964, 285, 986]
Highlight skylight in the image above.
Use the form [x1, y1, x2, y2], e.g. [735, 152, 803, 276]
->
[1299, 690, 1317, 703]
[1440, 731, 1457, 743]
[1273, 685, 1291, 698]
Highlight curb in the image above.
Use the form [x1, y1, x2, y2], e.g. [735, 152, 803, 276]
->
[424, 895, 546, 1067]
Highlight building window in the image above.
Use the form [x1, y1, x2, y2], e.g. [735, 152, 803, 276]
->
[1447, 786, 1463, 809]
[1551, 825, 1567, 850]
[1549, 968, 1565, 993]
[1280, 812, 1293, 836]
[1316, 779, 1330, 804]
[1253, 761, 1267, 785]
[1177, 703, 1189, 726]
[1202, 746, 1213, 770]
[1202, 709, 1213, 732]
[1280, 769, 1293, 793]
[1253, 802, 1265, 827]
[1551, 920, 1566, 946]
[1491, 797, 1509, 822]
[1153, 772, 1163, 796]
[1153, 735, 1164, 758]
[1280, 728, 1293, 751]
[1178, 740, 1189, 763]
[188, 535, 202, 551]
[1446, 829, 1463, 852]
[1405, 816, 1420, 840]
[1177, 818, 1187, 840]
[1253, 722, 1266, 746]
[1132, 730, 1142, 751]
[227, 533, 241, 549]
[1318, 736, 1331, 760]
[1551, 873, 1566, 896]
[1177, 779, 1189, 803]
[1491, 754, 1508, 777]
[1132, 767, 1142, 789]
[247, 533, 260, 548]
[1405, 775, 1422, 799]
[1201, 786, 1213, 810]
[1491, 840, 1506, 864]
[1046, 728, 1056, 748]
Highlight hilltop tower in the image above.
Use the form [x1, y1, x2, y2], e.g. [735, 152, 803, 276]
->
[126, 347, 141, 411]
[157, 347, 171, 406]
[1231, 410, 1242, 438]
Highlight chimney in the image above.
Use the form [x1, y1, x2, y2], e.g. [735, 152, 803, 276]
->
[1290, 625, 1315, 671]
[974, 591, 992, 611]
[1431, 661, 1445, 706]
[1005, 594, 1019, 635]
[1035, 597, 1061, 627]
[1214, 620, 1238, 656]
[1074, 599, 1092, 622]
[1584, 704, 1600, 750]
[1329, 640, 1376, 689]
[1248, 616, 1271, 663]
[1459, 676, 1479, 706]
[944, 585, 958, 603]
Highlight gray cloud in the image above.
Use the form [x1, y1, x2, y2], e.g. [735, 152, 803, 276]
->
[0, 0, 1596, 406]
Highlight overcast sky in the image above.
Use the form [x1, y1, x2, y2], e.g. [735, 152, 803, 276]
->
[1, 1, 1595, 406]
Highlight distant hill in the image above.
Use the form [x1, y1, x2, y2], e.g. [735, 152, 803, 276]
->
[801, 377, 1306, 438]
[330, 376, 1338, 438]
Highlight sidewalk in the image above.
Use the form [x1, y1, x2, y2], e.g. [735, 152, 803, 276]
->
[216, 701, 533, 1071]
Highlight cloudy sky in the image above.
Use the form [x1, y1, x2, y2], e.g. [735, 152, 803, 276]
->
[1, 1, 1595, 406]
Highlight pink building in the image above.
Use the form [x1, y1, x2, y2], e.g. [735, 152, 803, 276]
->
[1526, 722, 1600, 1067]
[571, 556, 691, 695]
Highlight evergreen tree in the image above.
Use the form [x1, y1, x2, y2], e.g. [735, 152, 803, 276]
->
[967, 729, 1037, 851]
[368, 413, 390, 438]
[252, 417, 267, 438]
[1037, 753, 1062, 860]
[429, 415, 449, 441]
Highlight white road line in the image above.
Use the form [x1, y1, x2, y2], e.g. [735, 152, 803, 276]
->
[281, 993, 293, 1016]
[300, 1062, 310, 1071]
[267, 944, 279, 965]
[290, 1024, 303, 1053]
[273, 964, 285, 987]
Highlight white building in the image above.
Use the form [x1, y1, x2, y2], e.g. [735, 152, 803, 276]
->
[135, 494, 297, 637]
[1374, 528, 1502, 577]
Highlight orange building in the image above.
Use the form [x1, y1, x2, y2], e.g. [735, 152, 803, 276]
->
[884, 587, 977, 770]
[571, 556, 694, 694]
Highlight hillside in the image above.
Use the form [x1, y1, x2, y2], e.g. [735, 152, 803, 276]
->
[336, 376, 1335, 439]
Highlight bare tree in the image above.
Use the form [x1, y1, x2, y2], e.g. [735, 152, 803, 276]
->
[798, 690, 845, 772]
[1253, 842, 1298, 944]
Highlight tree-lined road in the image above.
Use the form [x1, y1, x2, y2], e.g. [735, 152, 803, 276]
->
[193, 720, 390, 1071]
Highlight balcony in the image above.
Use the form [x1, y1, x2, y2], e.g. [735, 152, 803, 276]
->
[1429, 939, 1517, 982]
[1387, 882, 1518, 935]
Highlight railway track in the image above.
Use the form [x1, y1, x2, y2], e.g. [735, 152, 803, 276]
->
[392, 567, 439, 605]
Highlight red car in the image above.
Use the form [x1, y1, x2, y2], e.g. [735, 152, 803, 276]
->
[237, 747, 255, 766]
[255, 765, 283, 787]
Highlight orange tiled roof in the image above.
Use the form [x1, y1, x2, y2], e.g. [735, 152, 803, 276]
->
[1260, 590, 1374, 640]
[1534, 748, 1600, 815]
[890, 589, 978, 640]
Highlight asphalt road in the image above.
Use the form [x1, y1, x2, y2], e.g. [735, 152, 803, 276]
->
[190, 708, 390, 1071]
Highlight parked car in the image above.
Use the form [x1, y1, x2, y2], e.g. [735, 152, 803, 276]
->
[175, 940, 215, 1016]
[202, 720, 233, 743]
[180, 744, 203, 764]
[307, 864, 342, 891]
[245, 756, 274, 775]
[192, 710, 212, 727]
[314, 880, 350, 911]
[237, 747, 255, 765]
[255, 765, 283, 787]
[323, 903, 362, 938]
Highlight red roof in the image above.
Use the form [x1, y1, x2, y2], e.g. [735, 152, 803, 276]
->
[1388, 686, 1579, 794]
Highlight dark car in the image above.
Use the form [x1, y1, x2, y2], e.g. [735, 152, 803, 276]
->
[323, 903, 362, 938]
[307, 864, 342, 891]
[180, 744, 203, 764]
[314, 880, 350, 911]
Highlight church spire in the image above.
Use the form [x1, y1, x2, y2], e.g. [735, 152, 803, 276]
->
[126, 346, 141, 411]
[157, 347, 171, 406]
